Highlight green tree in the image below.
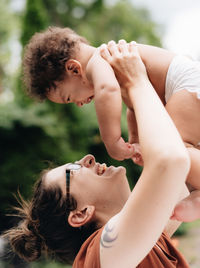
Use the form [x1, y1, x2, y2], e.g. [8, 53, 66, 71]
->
[16, 0, 49, 106]
[77, 0, 161, 46]
[0, 0, 16, 92]
[42, 0, 104, 27]
[21, 0, 49, 46]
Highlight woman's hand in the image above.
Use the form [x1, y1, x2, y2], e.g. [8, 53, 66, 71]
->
[100, 40, 148, 94]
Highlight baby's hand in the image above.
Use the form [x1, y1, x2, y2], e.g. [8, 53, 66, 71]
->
[132, 143, 144, 166]
[105, 137, 135, 161]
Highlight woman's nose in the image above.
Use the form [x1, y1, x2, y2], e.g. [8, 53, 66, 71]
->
[78, 154, 95, 167]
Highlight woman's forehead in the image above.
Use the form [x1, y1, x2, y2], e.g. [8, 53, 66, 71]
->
[45, 163, 70, 186]
[50, 163, 68, 174]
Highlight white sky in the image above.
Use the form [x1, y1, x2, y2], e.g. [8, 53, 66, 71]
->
[10, 0, 25, 12]
[130, 0, 200, 59]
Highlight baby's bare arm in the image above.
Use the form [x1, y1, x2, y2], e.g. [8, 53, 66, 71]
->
[87, 53, 134, 160]
[126, 107, 139, 143]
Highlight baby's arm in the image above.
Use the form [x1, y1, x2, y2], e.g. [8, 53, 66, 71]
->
[87, 52, 134, 161]
[126, 107, 139, 144]
[126, 107, 145, 165]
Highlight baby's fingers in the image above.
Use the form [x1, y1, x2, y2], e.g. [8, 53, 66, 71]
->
[132, 154, 144, 166]
[131, 143, 144, 166]
[123, 143, 136, 160]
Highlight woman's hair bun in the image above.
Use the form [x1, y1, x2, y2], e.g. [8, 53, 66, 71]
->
[5, 222, 42, 262]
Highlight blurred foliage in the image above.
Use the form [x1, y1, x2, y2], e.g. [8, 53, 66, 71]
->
[173, 219, 200, 237]
[0, 0, 181, 267]
[76, 0, 161, 47]
[174, 222, 188, 236]
[21, 0, 49, 46]
[42, 0, 103, 28]
[0, 0, 18, 92]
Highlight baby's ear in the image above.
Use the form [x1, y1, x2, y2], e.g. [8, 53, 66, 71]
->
[65, 59, 83, 76]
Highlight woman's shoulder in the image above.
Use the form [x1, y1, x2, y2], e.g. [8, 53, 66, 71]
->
[73, 226, 104, 268]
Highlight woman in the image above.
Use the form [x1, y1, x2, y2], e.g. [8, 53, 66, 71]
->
[3, 41, 190, 267]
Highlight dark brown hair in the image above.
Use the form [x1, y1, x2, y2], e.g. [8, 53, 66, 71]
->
[23, 26, 89, 101]
[2, 169, 98, 264]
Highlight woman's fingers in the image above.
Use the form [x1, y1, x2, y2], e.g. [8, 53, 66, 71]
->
[100, 43, 112, 63]
[101, 39, 137, 62]
[107, 40, 121, 57]
[118, 39, 129, 55]
[100, 40, 121, 65]
[129, 41, 138, 54]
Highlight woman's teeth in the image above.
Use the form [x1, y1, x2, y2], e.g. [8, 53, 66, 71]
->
[97, 164, 107, 175]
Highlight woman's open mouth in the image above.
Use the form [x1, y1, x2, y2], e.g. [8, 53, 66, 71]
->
[97, 163, 107, 175]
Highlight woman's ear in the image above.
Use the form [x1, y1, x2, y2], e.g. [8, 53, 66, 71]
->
[65, 59, 83, 76]
[68, 205, 95, 228]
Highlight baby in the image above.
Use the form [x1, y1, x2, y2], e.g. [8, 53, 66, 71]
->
[23, 26, 200, 222]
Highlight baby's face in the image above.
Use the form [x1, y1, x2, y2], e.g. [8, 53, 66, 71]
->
[47, 75, 94, 107]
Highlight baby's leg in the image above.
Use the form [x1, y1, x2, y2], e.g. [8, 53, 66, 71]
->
[165, 90, 200, 148]
[171, 189, 200, 222]
[170, 147, 200, 222]
[165, 89, 200, 189]
[186, 146, 200, 189]
[166, 90, 200, 221]
[169, 146, 200, 222]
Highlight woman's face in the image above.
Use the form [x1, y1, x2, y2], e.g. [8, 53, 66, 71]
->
[45, 154, 131, 220]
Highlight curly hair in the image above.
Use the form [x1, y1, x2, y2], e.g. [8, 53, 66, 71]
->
[23, 26, 89, 101]
[2, 169, 98, 264]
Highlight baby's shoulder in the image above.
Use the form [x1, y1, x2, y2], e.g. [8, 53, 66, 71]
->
[89, 47, 102, 63]
[86, 48, 109, 76]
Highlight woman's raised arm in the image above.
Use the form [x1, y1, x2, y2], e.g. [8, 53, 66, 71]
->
[99, 40, 190, 268]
